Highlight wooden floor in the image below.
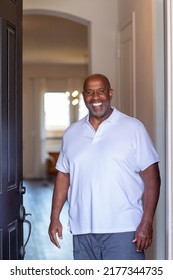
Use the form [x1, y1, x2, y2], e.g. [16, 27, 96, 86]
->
[23, 180, 73, 260]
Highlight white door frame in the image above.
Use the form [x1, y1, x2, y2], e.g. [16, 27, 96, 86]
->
[165, 0, 173, 260]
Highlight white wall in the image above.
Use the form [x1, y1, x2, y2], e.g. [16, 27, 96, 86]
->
[164, 0, 173, 259]
[116, 0, 165, 259]
[117, 0, 155, 136]
[154, 0, 165, 260]
[23, 0, 117, 98]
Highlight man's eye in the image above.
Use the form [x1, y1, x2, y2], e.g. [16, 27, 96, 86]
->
[98, 89, 105, 94]
[86, 90, 93, 95]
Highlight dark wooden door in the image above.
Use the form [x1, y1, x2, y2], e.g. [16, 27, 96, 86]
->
[0, 0, 24, 259]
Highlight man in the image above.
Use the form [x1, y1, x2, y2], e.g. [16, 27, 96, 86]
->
[49, 74, 160, 260]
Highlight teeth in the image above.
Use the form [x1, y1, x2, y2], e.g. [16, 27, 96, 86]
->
[92, 102, 102, 107]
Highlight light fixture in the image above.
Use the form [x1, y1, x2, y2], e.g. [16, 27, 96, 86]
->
[72, 90, 79, 98]
[65, 90, 80, 106]
[72, 99, 79, 106]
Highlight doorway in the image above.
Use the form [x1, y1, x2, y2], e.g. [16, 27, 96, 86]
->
[22, 13, 89, 259]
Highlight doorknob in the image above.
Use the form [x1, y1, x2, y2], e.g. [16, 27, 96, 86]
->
[19, 182, 26, 195]
[20, 219, 32, 259]
[19, 205, 32, 221]
[19, 205, 32, 259]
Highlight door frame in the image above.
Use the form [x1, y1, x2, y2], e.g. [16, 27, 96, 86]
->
[165, 0, 173, 260]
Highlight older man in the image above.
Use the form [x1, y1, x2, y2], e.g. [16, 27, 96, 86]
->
[49, 74, 160, 260]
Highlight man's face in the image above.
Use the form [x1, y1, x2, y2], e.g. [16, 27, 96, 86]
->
[82, 76, 113, 120]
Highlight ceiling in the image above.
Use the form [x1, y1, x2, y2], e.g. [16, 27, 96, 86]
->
[23, 14, 88, 65]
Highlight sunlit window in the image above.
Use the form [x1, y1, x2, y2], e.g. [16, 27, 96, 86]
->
[78, 93, 88, 120]
[44, 92, 70, 131]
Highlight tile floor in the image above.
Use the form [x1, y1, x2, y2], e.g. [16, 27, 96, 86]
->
[23, 180, 73, 260]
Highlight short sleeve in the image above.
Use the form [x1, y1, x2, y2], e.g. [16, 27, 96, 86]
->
[55, 138, 70, 173]
[135, 123, 160, 171]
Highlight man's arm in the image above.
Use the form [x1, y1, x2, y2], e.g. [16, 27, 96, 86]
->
[133, 162, 161, 252]
[48, 170, 70, 249]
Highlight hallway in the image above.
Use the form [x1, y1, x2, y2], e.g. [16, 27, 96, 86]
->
[23, 180, 73, 260]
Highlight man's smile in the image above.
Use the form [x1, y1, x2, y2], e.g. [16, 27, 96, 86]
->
[92, 102, 102, 107]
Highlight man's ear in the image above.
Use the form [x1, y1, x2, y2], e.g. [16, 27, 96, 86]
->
[109, 89, 113, 99]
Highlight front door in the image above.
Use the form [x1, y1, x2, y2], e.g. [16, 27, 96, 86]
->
[0, 0, 23, 259]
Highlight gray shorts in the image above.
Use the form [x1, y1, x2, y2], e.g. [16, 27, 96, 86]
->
[73, 232, 145, 260]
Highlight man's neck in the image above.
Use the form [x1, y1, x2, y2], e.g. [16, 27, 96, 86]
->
[89, 107, 113, 131]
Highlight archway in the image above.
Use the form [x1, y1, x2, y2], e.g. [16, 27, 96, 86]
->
[23, 11, 90, 259]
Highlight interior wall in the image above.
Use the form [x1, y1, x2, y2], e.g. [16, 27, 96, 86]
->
[117, 0, 155, 136]
[23, 0, 117, 102]
[154, 0, 165, 260]
[165, 0, 173, 259]
[116, 0, 165, 259]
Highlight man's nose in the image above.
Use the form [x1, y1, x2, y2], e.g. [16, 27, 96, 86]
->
[92, 89, 100, 99]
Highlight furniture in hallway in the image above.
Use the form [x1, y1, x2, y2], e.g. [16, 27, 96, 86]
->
[46, 152, 59, 180]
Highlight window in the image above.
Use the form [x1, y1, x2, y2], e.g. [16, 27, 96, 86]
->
[44, 91, 88, 152]
[44, 92, 70, 132]
[78, 93, 88, 120]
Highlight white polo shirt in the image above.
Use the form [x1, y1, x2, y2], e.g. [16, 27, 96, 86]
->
[56, 108, 159, 235]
